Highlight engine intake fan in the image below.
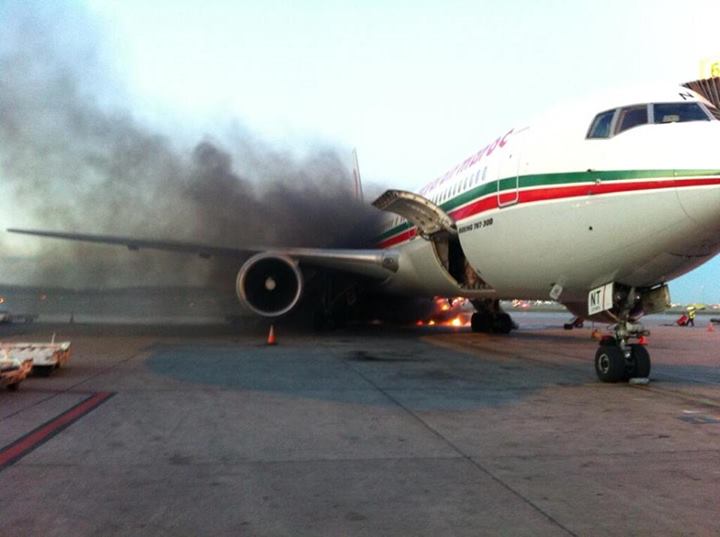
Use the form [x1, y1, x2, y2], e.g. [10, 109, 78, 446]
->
[236, 253, 303, 317]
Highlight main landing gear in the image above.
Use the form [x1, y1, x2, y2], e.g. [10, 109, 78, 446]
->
[470, 299, 517, 334]
[563, 316, 584, 330]
[312, 274, 357, 331]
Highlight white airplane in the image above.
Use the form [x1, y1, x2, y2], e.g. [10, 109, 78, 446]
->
[9, 83, 720, 383]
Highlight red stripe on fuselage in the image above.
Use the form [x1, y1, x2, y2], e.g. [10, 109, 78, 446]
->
[377, 228, 417, 249]
[452, 176, 720, 221]
[378, 177, 720, 249]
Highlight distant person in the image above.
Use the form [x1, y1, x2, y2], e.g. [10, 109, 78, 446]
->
[687, 306, 697, 327]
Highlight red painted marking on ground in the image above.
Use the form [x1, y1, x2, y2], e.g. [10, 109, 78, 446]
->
[0, 391, 115, 471]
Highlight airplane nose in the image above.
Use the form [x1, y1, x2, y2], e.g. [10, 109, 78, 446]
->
[675, 170, 720, 233]
[673, 124, 720, 232]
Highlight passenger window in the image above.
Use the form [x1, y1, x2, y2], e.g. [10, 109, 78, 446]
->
[587, 109, 615, 138]
[615, 105, 648, 134]
[653, 102, 711, 124]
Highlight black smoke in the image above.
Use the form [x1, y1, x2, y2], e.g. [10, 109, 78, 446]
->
[0, 1, 382, 290]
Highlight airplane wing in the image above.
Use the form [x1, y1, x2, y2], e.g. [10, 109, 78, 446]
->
[6, 228, 399, 280]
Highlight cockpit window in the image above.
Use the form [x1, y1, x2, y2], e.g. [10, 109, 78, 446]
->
[587, 100, 718, 140]
[587, 109, 615, 139]
[615, 105, 648, 134]
[652, 102, 711, 124]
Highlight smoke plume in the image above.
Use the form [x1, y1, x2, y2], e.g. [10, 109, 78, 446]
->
[0, 1, 381, 290]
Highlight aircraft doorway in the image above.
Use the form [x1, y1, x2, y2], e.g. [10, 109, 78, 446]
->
[497, 155, 520, 207]
[496, 128, 527, 208]
[434, 234, 489, 290]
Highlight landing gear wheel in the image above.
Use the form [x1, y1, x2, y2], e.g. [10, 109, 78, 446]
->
[471, 312, 492, 333]
[594, 345, 626, 383]
[628, 344, 651, 378]
[493, 313, 514, 334]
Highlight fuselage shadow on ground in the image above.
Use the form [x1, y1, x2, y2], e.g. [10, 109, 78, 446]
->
[144, 326, 594, 411]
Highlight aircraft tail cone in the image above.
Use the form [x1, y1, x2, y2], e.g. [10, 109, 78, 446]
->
[708, 322, 715, 333]
[266, 324, 277, 346]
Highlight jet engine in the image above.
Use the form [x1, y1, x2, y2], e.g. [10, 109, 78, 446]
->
[236, 253, 303, 317]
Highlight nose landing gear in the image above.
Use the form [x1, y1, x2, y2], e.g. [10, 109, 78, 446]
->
[594, 323, 651, 383]
[594, 287, 653, 383]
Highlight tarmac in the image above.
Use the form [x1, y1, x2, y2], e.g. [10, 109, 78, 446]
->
[1, 315, 720, 536]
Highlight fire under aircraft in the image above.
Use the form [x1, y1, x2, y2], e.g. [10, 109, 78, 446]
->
[9, 82, 720, 383]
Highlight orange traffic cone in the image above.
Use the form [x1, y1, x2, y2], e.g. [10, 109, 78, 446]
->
[591, 329, 601, 341]
[266, 324, 277, 345]
[637, 335, 648, 345]
[708, 322, 715, 333]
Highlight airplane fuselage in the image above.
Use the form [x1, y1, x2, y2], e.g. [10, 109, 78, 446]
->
[376, 86, 720, 311]
[12, 83, 720, 382]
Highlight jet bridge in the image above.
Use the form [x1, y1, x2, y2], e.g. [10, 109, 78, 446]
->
[683, 76, 720, 115]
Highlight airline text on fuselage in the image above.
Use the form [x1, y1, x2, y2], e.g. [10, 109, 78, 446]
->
[419, 128, 514, 196]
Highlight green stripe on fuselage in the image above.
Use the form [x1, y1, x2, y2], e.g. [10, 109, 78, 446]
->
[375, 168, 720, 242]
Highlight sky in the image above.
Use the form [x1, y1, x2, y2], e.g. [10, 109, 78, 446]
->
[1, 0, 720, 302]
[80, 0, 718, 181]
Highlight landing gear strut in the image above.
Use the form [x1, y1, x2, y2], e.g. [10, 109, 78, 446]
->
[470, 299, 517, 334]
[312, 274, 357, 331]
[594, 287, 651, 383]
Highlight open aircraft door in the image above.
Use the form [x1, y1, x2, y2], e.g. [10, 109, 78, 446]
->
[372, 190, 457, 239]
[373, 189, 464, 283]
[373, 190, 490, 291]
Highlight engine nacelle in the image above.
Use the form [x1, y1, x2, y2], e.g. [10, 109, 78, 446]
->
[236, 253, 303, 317]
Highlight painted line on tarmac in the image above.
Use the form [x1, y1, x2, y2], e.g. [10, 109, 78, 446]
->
[0, 391, 116, 472]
